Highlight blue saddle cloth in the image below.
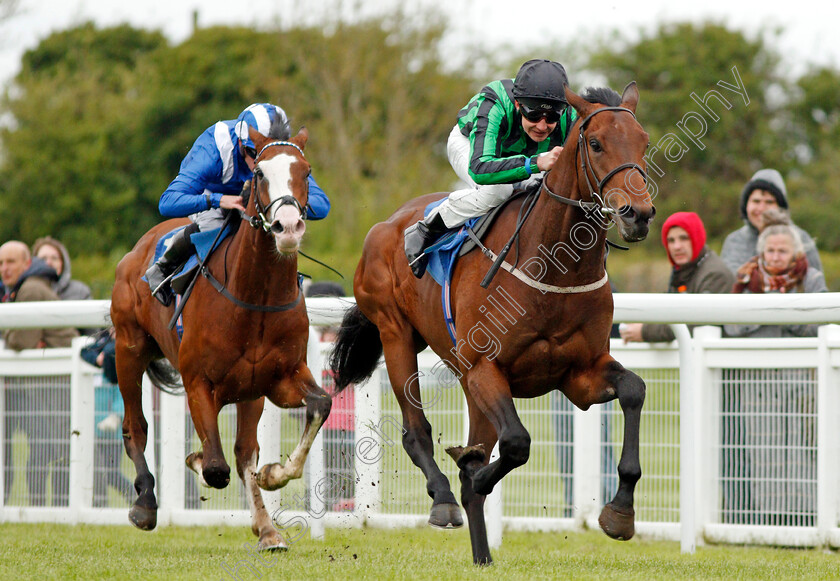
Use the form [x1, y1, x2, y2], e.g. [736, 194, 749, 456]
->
[421, 200, 478, 345]
[145, 223, 235, 338]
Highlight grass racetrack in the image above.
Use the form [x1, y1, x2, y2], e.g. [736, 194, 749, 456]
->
[1, 523, 838, 580]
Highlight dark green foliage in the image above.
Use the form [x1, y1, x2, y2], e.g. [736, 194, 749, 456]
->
[1, 15, 839, 296]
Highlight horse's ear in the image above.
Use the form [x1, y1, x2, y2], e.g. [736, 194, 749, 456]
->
[248, 126, 268, 151]
[294, 126, 309, 149]
[620, 82, 639, 114]
[564, 85, 593, 119]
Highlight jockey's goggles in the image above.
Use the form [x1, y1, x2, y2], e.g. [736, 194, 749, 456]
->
[519, 101, 564, 124]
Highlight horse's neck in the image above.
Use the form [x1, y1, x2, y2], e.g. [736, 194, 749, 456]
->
[227, 226, 299, 301]
[520, 168, 608, 285]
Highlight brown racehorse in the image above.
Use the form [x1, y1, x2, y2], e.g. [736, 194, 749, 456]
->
[330, 83, 654, 564]
[110, 125, 331, 550]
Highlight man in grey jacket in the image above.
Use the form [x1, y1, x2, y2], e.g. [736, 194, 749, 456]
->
[720, 168, 821, 274]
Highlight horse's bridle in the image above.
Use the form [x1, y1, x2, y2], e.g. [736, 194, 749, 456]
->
[244, 140, 309, 233]
[541, 106, 648, 217]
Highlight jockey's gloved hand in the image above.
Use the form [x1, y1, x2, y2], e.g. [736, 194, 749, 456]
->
[513, 173, 544, 195]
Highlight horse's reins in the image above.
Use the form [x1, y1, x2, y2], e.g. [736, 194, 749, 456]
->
[478, 105, 647, 292]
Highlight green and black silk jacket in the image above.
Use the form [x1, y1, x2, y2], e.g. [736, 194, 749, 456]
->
[456, 79, 577, 185]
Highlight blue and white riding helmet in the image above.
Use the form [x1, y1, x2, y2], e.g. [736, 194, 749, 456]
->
[234, 103, 291, 158]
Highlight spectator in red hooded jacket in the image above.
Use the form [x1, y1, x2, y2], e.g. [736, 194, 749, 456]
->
[619, 211, 734, 343]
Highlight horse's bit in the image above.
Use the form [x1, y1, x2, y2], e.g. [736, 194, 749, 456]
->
[541, 106, 648, 218]
[244, 140, 309, 233]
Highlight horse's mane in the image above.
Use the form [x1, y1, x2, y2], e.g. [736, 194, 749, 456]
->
[269, 115, 292, 140]
[561, 87, 622, 147]
[581, 87, 621, 107]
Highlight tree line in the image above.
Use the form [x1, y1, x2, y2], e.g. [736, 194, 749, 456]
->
[1, 13, 838, 295]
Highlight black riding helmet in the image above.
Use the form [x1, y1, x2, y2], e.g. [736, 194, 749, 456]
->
[513, 59, 569, 113]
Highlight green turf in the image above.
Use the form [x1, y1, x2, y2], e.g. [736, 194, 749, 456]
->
[0, 523, 837, 580]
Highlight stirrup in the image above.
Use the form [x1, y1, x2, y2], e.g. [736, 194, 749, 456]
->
[151, 281, 174, 307]
[404, 223, 432, 278]
[146, 265, 177, 307]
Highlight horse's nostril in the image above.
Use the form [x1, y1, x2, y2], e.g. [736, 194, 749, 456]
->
[271, 222, 284, 235]
[618, 205, 636, 220]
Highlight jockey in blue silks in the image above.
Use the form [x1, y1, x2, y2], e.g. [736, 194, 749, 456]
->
[146, 103, 330, 305]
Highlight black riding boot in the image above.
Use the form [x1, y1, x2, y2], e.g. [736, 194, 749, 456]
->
[404, 213, 449, 278]
[145, 225, 197, 306]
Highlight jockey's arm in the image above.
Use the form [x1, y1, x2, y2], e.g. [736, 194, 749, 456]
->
[159, 141, 226, 217]
[305, 174, 330, 220]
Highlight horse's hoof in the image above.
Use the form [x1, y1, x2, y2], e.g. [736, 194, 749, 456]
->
[258, 533, 289, 552]
[202, 464, 231, 489]
[254, 464, 279, 490]
[445, 444, 486, 469]
[256, 463, 288, 491]
[129, 504, 158, 531]
[429, 502, 463, 529]
[598, 502, 635, 541]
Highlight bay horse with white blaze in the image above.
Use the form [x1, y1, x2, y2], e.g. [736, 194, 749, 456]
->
[330, 83, 654, 564]
[111, 125, 330, 550]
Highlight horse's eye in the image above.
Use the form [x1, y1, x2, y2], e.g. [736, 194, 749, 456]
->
[254, 167, 264, 179]
[589, 138, 602, 152]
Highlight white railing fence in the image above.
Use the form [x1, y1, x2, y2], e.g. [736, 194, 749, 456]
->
[1, 296, 839, 554]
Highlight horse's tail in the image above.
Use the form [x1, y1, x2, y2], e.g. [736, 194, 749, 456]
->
[329, 305, 383, 392]
[146, 358, 185, 395]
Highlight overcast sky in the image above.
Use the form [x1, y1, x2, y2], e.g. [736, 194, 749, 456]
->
[1, 0, 838, 86]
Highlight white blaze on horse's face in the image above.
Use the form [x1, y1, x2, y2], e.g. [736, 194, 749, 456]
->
[258, 153, 307, 254]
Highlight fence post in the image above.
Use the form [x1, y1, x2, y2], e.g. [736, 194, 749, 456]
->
[70, 338, 96, 518]
[158, 389, 185, 525]
[817, 325, 840, 541]
[354, 366, 382, 521]
[306, 331, 325, 540]
[672, 323, 696, 554]
[694, 325, 723, 545]
[573, 404, 601, 525]
[256, 398, 284, 521]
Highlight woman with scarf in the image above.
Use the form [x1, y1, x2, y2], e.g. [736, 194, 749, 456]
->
[723, 208, 825, 526]
[725, 209, 827, 338]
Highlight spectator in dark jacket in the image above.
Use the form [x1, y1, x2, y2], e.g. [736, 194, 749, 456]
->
[0, 240, 76, 507]
[0, 240, 78, 349]
[620, 212, 733, 343]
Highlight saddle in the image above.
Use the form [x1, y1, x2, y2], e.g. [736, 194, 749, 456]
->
[143, 224, 235, 336]
[423, 190, 531, 286]
[421, 190, 534, 345]
[145, 225, 234, 294]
